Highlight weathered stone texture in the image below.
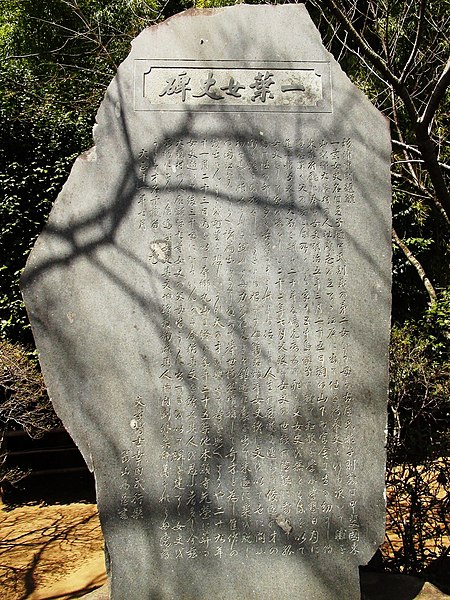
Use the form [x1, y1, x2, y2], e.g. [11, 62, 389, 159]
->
[22, 6, 391, 599]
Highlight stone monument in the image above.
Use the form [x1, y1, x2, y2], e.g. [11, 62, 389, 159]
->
[21, 6, 392, 599]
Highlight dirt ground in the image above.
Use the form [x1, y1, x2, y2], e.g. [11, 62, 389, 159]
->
[0, 501, 106, 599]
[0, 475, 448, 600]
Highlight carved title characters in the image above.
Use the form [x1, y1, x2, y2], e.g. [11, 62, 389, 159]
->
[159, 70, 308, 103]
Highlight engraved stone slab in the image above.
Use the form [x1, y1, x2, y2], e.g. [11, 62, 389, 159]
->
[21, 6, 392, 600]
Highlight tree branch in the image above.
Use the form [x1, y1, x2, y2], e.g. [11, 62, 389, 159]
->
[392, 140, 421, 156]
[392, 229, 437, 304]
[400, 0, 427, 83]
[321, 0, 419, 120]
[319, 2, 450, 222]
[321, 0, 392, 81]
[391, 158, 450, 171]
[419, 56, 450, 131]
[414, 120, 450, 222]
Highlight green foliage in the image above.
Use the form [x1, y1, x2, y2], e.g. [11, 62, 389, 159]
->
[0, 0, 165, 343]
[388, 295, 450, 465]
[189, 0, 246, 7]
[425, 289, 450, 352]
[0, 63, 89, 342]
[385, 292, 449, 577]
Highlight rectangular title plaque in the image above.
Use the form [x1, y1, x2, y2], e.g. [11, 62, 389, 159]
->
[134, 60, 332, 112]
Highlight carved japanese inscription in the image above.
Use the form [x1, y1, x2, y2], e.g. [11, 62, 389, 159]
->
[22, 6, 391, 600]
[132, 136, 359, 561]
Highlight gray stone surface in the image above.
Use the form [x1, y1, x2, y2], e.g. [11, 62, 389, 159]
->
[22, 5, 392, 599]
[81, 582, 110, 600]
[82, 575, 450, 600]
